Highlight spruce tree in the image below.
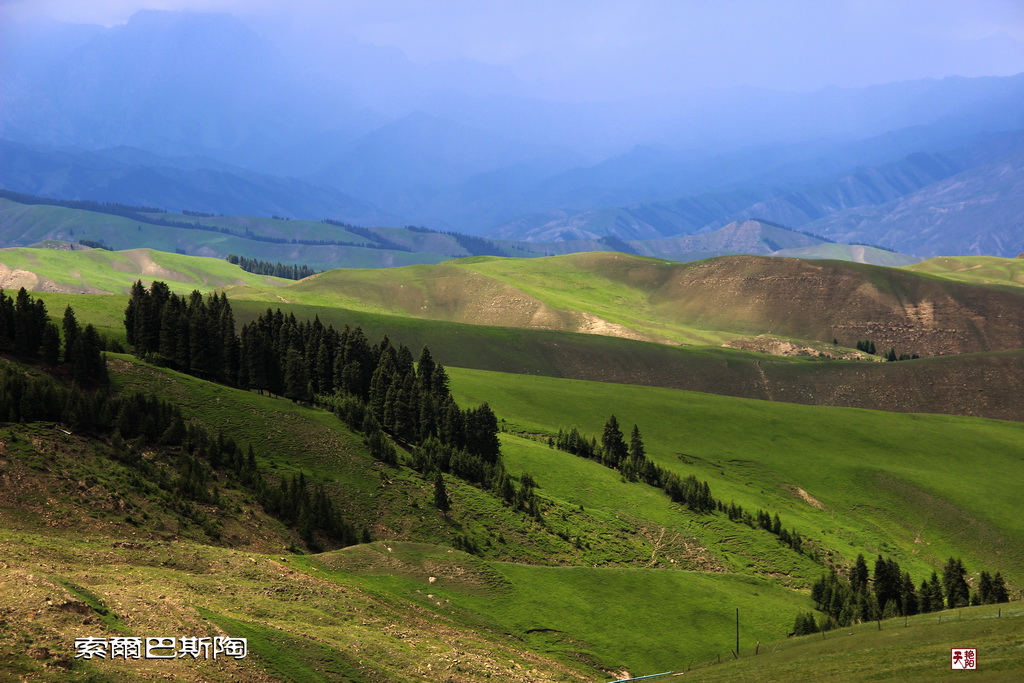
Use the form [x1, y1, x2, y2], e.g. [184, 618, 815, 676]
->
[40, 323, 61, 366]
[943, 557, 970, 608]
[850, 554, 869, 595]
[433, 472, 450, 512]
[601, 415, 628, 469]
[991, 572, 1009, 603]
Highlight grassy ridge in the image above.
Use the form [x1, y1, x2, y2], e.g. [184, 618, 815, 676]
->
[0, 199, 448, 270]
[304, 542, 812, 675]
[0, 246, 290, 293]
[905, 255, 1024, 289]
[257, 251, 1024, 356]
[0, 529, 589, 682]
[688, 603, 1024, 682]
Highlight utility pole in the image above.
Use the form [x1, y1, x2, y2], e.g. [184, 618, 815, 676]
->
[736, 608, 740, 657]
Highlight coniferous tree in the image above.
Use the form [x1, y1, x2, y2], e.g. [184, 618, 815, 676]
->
[433, 472, 450, 512]
[284, 346, 310, 402]
[62, 305, 80, 363]
[979, 571, 993, 604]
[943, 557, 970, 608]
[601, 415, 628, 469]
[991, 572, 1010, 603]
[850, 554, 869, 595]
[40, 323, 61, 366]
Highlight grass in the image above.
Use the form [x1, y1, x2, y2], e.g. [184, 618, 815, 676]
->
[300, 542, 814, 675]
[446, 366, 1024, 588]
[0, 199, 449, 270]
[685, 603, 1024, 682]
[0, 528, 590, 682]
[905, 255, 1024, 289]
[0, 246, 291, 294]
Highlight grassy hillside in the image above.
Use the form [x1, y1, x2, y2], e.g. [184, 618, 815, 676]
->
[305, 543, 811, 675]
[775, 243, 920, 267]
[256, 251, 1024, 356]
[24, 283, 1024, 425]
[905, 255, 1024, 289]
[688, 603, 1024, 682]
[2, 338, 1021, 679]
[0, 246, 290, 293]
[0, 199, 449, 270]
[447, 366, 1024, 589]
[9, 350, 1019, 678]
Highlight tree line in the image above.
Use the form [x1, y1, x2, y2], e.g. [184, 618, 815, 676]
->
[552, 416, 807, 556]
[853, 339, 918, 361]
[0, 288, 109, 385]
[124, 281, 527, 519]
[0, 315, 359, 549]
[798, 554, 1011, 633]
[226, 254, 319, 280]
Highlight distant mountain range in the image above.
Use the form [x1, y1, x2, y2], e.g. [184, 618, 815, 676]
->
[487, 131, 1024, 257]
[2, 10, 1024, 258]
[0, 191, 918, 269]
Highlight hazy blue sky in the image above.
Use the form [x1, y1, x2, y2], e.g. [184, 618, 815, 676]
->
[3, 0, 1023, 97]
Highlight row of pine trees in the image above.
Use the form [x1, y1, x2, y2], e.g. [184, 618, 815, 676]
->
[0, 288, 108, 384]
[552, 416, 807, 555]
[226, 254, 318, 280]
[801, 554, 1011, 633]
[124, 280, 517, 515]
[0, 358, 359, 548]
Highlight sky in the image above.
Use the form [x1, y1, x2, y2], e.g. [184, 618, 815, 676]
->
[3, 0, 1024, 97]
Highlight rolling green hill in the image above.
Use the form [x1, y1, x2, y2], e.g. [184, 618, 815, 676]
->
[5, 344, 1022, 679]
[447, 367, 1024, 589]
[26, 280, 1024, 424]
[2, 269, 1022, 681]
[905, 255, 1024, 289]
[0, 246, 290, 293]
[256, 251, 1024, 358]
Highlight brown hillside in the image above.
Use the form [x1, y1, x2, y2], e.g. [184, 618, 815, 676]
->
[646, 256, 1024, 356]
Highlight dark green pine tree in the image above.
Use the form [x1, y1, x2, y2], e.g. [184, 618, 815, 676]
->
[850, 554, 869, 595]
[433, 472, 450, 513]
[918, 578, 933, 613]
[928, 571, 945, 612]
[40, 323, 61, 366]
[900, 571, 918, 616]
[62, 305, 80, 363]
[628, 424, 645, 461]
[991, 572, 1009, 603]
[979, 571, 993, 604]
[943, 557, 970, 608]
[601, 415, 628, 469]
[284, 346, 310, 402]
[416, 346, 436, 394]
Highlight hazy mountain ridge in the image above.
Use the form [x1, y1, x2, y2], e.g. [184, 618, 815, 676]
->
[492, 131, 1024, 257]
[3, 10, 1024, 256]
[0, 139, 396, 225]
[806, 150, 1024, 257]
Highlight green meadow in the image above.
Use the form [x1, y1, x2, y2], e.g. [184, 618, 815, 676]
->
[447, 367, 1024, 588]
[906, 255, 1024, 289]
[0, 245, 289, 293]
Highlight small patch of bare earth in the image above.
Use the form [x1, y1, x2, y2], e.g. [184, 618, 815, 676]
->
[117, 249, 184, 280]
[0, 264, 110, 294]
[0, 263, 41, 290]
[722, 334, 879, 360]
[573, 312, 661, 342]
[792, 486, 825, 510]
